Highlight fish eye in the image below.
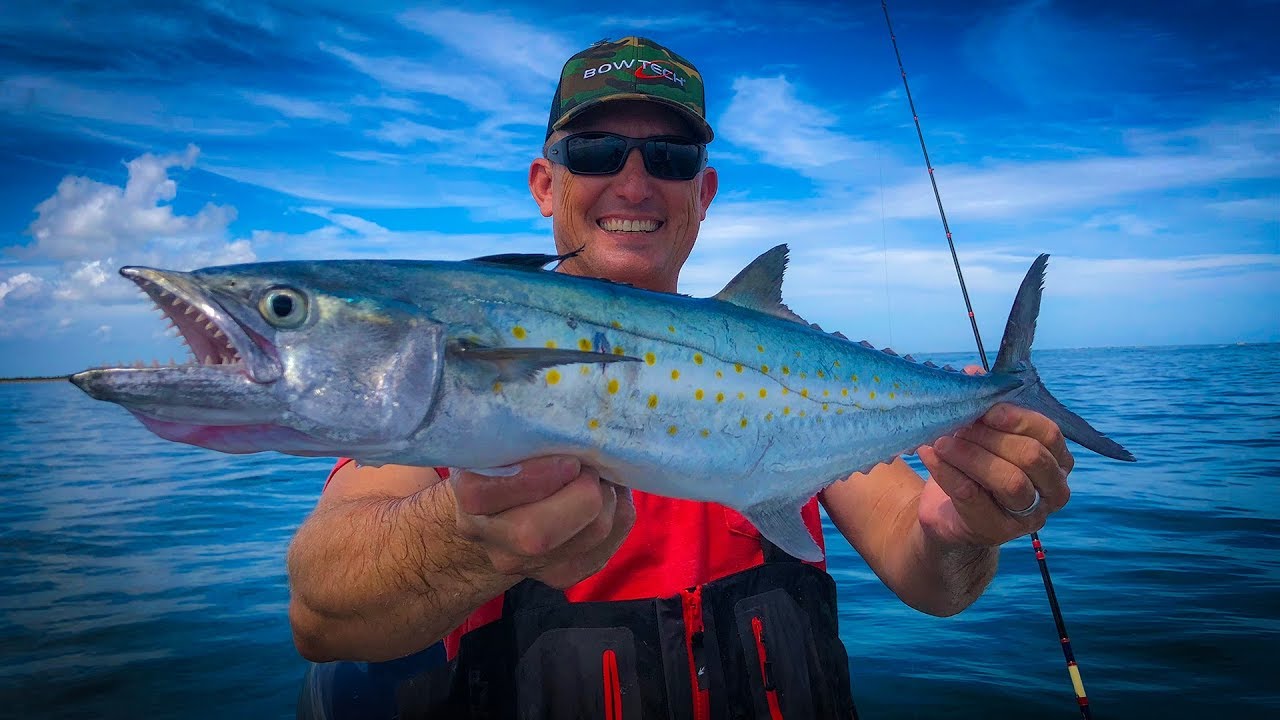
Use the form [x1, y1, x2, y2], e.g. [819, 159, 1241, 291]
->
[258, 287, 308, 328]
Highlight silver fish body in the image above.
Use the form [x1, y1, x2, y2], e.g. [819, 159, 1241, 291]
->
[71, 246, 1133, 560]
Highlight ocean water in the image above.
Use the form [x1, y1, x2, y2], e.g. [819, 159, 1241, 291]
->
[2, 344, 1277, 719]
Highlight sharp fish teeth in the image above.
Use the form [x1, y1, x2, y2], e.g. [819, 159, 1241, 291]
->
[184, 307, 195, 316]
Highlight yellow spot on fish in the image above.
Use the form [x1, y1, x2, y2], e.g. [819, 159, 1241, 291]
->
[766, 412, 774, 421]
[841, 388, 849, 397]
[761, 364, 770, 373]
[799, 410, 807, 417]
[715, 370, 724, 379]
[822, 403, 829, 411]
[695, 389, 705, 401]
[801, 389, 809, 398]
[851, 374, 859, 382]
[782, 366, 791, 375]
[783, 407, 791, 416]
[817, 370, 825, 378]
[737, 391, 746, 400]
[512, 326, 527, 340]
[833, 360, 841, 367]
[645, 352, 656, 366]
[607, 379, 620, 394]
[823, 389, 830, 397]
[545, 340, 558, 349]
[740, 417, 748, 428]
[889, 392, 896, 399]
[648, 394, 659, 409]
[893, 382, 901, 389]
[671, 369, 680, 381]
[800, 372, 808, 379]
[589, 418, 600, 429]
[734, 363, 744, 373]
[716, 392, 725, 403]
[610, 321, 622, 329]
[836, 408, 844, 415]
[546, 370, 561, 385]
[873, 375, 881, 383]
[668, 325, 676, 333]
[580, 366, 591, 376]
[869, 390, 877, 400]
[613, 346, 625, 355]
[492, 382, 503, 393]
[694, 353, 704, 365]
[759, 388, 768, 398]
[700, 429, 710, 438]
[668, 425, 679, 436]
[757, 344, 765, 353]
[578, 338, 592, 351]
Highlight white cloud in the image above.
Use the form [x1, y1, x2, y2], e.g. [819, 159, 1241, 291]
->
[396, 9, 572, 85]
[720, 76, 877, 177]
[4, 146, 255, 338]
[242, 91, 350, 123]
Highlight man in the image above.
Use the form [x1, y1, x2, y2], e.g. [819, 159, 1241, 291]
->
[287, 37, 1073, 717]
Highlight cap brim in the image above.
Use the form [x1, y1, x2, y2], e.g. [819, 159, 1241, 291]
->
[551, 94, 714, 143]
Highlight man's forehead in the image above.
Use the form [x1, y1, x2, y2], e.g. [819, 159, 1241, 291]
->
[564, 100, 699, 138]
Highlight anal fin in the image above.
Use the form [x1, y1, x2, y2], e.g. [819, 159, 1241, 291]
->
[739, 496, 824, 562]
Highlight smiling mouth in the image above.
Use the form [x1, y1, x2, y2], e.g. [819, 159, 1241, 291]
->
[598, 218, 663, 233]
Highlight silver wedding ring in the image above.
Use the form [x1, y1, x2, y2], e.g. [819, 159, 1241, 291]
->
[1001, 488, 1042, 518]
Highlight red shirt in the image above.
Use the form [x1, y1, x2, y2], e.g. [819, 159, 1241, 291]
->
[323, 459, 827, 659]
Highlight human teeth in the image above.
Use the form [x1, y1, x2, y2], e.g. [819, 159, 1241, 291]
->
[599, 218, 660, 232]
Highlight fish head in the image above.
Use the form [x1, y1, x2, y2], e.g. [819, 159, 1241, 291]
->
[69, 262, 447, 457]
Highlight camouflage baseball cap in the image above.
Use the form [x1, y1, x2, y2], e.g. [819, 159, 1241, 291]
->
[547, 36, 713, 143]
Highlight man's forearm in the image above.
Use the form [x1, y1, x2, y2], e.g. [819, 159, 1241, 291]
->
[286, 481, 515, 662]
[893, 509, 999, 617]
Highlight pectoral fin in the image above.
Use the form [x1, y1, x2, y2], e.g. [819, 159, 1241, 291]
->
[739, 496, 825, 562]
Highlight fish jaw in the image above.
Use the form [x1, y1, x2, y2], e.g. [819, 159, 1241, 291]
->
[70, 262, 450, 458]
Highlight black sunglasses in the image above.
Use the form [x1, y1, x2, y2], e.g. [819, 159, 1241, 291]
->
[546, 132, 708, 181]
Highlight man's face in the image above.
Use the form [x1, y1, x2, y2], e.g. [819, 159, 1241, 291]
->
[529, 101, 718, 292]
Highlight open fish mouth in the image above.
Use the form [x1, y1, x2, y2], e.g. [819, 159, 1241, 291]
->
[107, 267, 282, 384]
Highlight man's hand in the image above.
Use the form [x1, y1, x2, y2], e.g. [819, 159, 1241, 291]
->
[452, 456, 636, 589]
[917, 391, 1074, 548]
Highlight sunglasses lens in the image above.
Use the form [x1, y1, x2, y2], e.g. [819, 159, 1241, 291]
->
[565, 134, 629, 174]
[558, 133, 705, 179]
[643, 140, 704, 180]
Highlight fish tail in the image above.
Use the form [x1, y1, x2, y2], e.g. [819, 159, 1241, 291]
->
[993, 255, 1135, 462]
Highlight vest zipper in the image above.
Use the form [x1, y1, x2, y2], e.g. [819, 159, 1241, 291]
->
[751, 616, 784, 720]
[602, 648, 622, 720]
[681, 586, 710, 720]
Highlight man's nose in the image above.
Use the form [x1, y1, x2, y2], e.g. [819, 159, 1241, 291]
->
[611, 148, 654, 202]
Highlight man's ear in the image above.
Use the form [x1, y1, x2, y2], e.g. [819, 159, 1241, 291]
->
[529, 158, 555, 218]
[698, 166, 719, 220]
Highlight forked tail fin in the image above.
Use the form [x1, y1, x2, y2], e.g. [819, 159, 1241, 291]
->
[994, 254, 1135, 462]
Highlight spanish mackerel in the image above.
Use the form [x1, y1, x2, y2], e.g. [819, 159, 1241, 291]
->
[70, 245, 1134, 561]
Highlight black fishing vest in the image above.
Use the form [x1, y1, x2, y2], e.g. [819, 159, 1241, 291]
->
[394, 543, 859, 719]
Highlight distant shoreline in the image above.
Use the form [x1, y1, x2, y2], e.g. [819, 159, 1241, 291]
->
[0, 376, 70, 384]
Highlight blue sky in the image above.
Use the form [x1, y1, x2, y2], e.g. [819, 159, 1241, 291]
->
[1, 0, 1276, 377]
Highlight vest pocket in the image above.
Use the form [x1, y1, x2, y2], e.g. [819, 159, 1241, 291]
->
[514, 627, 643, 720]
[731, 589, 823, 719]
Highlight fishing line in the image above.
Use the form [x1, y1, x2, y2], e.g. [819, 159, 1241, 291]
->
[879, 2, 1094, 718]
[877, 142, 895, 348]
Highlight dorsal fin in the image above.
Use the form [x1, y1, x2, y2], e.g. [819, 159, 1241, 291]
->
[713, 244, 809, 325]
[467, 248, 582, 271]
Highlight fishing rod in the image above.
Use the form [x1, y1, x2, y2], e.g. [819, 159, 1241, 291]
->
[879, 2, 1093, 718]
